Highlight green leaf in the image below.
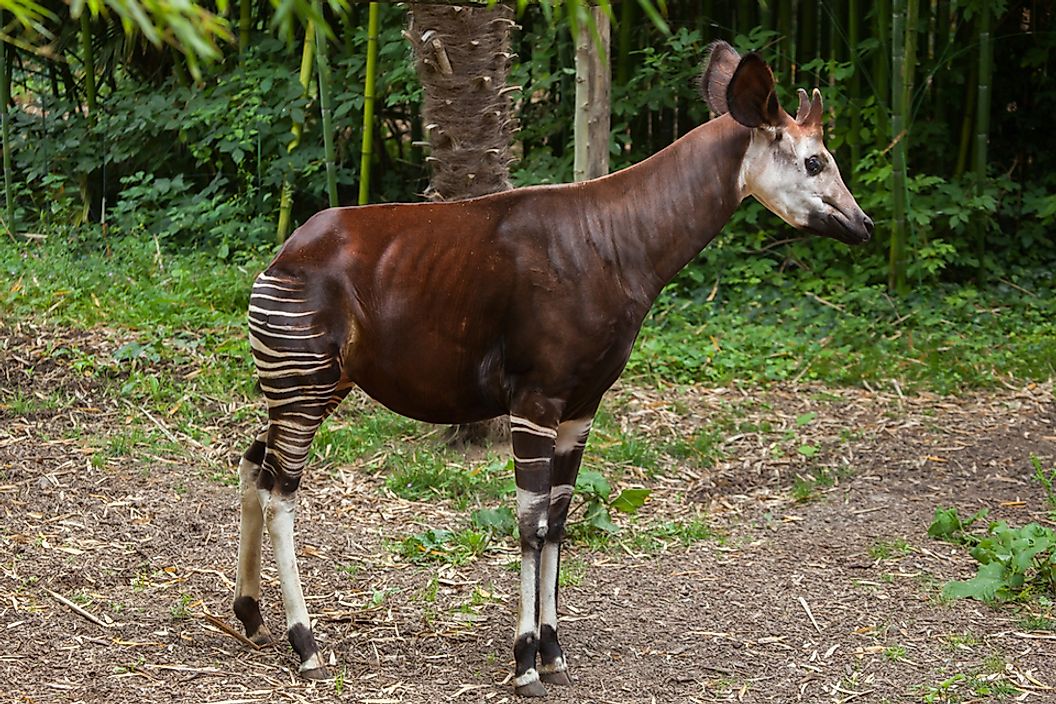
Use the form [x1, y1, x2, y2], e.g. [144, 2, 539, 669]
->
[943, 561, 1006, 602]
[470, 506, 516, 536]
[576, 470, 611, 501]
[610, 488, 651, 514]
[797, 444, 819, 457]
[585, 502, 618, 533]
[795, 411, 817, 427]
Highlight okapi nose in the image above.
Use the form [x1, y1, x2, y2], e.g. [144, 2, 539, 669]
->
[861, 213, 875, 240]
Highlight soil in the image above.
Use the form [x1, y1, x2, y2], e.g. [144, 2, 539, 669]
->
[2, 322, 1055, 704]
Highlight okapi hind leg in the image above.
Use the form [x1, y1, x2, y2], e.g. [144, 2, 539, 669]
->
[233, 430, 275, 646]
[538, 416, 594, 686]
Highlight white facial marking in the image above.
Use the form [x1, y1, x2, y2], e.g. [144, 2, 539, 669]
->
[740, 127, 853, 231]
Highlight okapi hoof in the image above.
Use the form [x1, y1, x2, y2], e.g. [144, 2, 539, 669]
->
[514, 678, 548, 697]
[300, 665, 330, 681]
[249, 630, 276, 647]
[540, 669, 572, 686]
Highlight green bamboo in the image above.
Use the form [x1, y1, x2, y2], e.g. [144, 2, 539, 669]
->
[777, 0, 793, 79]
[873, 0, 890, 148]
[314, 4, 338, 207]
[0, 25, 13, 234]
[239, 0, 252, 55]
[78, 11, 97, 225]
[80, 12, 97, 113]
[903, 0, 918, 123]
[358, 2, 379, 206]
[972, 3, 993, 274]
[889, 0, 907, 294]
[848, 0, 860, 185]
[276, 20, 316, 243]
[616, 0, 633, 87]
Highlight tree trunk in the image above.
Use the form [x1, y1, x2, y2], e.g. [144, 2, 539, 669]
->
[407, 2, 518, 446]
[574, 7, 610, 182]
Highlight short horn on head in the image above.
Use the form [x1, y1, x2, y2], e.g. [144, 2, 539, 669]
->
[796, 87, 824, 128]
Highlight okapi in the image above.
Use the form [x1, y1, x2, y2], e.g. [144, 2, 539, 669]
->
[232, 42, 873, 696]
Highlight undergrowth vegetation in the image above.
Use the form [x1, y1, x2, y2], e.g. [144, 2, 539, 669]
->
[6, 228, 1054, 560]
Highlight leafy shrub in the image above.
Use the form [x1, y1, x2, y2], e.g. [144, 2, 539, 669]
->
[929, 507, 1056, 602]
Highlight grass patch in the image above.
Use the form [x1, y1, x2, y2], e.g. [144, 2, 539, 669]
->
[869, 538, 913, 561]
[628, 283, 1056, 393]
[385, 453, 514, 510]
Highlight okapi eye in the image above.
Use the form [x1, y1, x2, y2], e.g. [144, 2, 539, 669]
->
[805, 155, 823, 176]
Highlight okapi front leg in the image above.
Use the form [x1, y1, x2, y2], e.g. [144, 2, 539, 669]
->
[538, 416, 593, 684]
[509, 414, 558, 697]
[233, 430, 275, 646]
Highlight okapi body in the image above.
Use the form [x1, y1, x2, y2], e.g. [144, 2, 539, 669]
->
[233, 42, 873, 696]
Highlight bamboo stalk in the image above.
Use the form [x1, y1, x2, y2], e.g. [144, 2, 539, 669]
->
[0, 20, 13, 235]
[972, 3, 993, 275]
[79, 12, 97, 114]
[844, 0, 861, 186]
[616, 0, 633, 87]
[314, 2, 338, 207]
[873, 0, 890, 149]
[358, 2, 380, 206]
[79, 10, 97, 225]
[276, 20, 316, 243]
[889, 0, 907, 294]
[239, 0, 252, 56]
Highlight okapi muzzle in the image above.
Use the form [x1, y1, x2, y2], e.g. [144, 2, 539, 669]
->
[231, 40, 872, 697]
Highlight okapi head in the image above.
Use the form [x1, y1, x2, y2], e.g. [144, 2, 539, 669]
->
[702, 41, 874, 245]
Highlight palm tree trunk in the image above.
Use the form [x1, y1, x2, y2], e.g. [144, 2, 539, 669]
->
[358, 2, 380, 205]
[315, 2, 338, 207]
[276, 21, 316, 243]
[407, 2, 518, 446]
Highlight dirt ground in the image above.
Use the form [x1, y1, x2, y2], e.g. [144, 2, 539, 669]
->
[2, 323, 1055, 703]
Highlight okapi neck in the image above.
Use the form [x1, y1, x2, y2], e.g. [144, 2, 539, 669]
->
[578, 115, 751, 300]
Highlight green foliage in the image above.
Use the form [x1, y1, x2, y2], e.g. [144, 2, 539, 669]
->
[396, 528, 489, 566]
[929, 506, 1056, 603]
[470, 506, 517, 537]
[1031, 456, 1056, 520]
[385, 454, 514, 510]
[629, 280, 1056, 392]
[570, 469, 651, 537]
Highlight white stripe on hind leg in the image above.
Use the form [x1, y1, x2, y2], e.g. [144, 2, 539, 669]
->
[262, 491, 326, 673]
[235, 457, 265, 601]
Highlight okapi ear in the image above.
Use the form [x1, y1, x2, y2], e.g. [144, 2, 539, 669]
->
[700, 40, 741, 115]
[726, 53, 782, 129]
